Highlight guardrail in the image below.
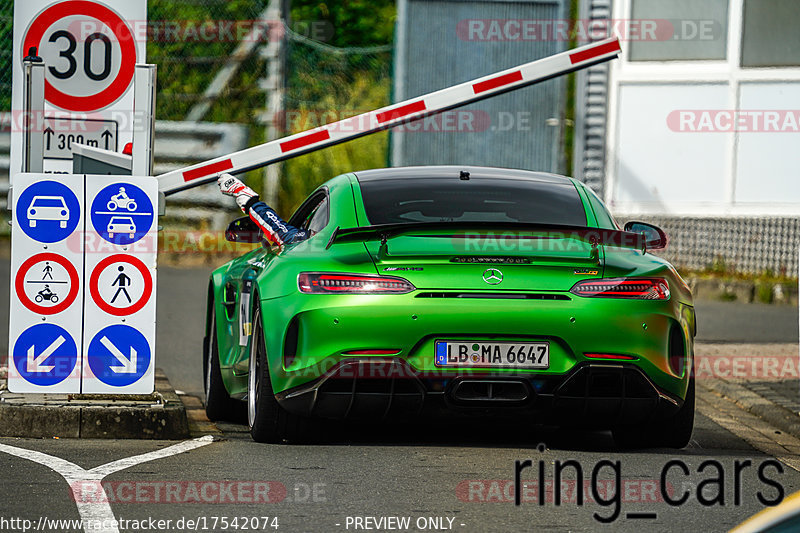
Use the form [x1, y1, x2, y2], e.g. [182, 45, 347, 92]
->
[0, 116, 248, 228]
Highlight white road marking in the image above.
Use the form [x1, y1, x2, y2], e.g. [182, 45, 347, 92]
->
[0, 435, 215, 533]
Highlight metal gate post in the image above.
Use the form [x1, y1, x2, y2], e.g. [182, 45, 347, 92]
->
[132, 64, 157, 177]
[21, 47, 45, 176]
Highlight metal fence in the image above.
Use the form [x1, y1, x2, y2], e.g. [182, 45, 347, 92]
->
[0, 0, 394, 222]
[623, 215, 799, 276]
[392, 0, 570, 173]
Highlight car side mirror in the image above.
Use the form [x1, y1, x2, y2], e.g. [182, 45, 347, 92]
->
[225, 217, 262, 243]
[624, 221, 668, 251]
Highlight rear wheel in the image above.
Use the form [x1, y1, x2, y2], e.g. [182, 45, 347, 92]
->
[612, 376, 695, 449]
[248, 305, 315, 444]
[203, 298, 241, 421]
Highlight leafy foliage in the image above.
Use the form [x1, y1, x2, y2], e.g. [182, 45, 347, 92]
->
[290, 0, 395, 47]
[280, 73, 390, 214]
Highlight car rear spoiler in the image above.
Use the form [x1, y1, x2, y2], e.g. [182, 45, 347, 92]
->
[326, 222, 645, 251]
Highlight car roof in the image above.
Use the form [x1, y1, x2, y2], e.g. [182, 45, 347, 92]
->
[352, 166, 574, 184]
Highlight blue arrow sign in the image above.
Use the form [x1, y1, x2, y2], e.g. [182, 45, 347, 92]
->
[90, 182, 154, 245]
[12, 324, 78, 386]
[87, 325, 151, 386]
[16, 181, 81, 243]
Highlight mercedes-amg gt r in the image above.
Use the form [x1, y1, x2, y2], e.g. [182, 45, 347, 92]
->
[203, 166, 696, 448]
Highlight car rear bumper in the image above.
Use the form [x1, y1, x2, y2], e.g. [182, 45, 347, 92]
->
[261, 292, 692, 400]
[275, 358, 682, 426]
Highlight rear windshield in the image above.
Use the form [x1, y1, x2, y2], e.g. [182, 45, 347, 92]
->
[359, 178, 587, 226]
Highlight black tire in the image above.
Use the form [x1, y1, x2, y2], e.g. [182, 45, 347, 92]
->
[203, 298, 242, 421]
[249, 305, 316, 444]
[612, 376, 695, 449]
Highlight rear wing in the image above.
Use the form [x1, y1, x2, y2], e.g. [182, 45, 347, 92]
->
[326, 222, 645, 251]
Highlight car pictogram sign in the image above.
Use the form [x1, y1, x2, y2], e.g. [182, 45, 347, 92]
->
[15, 180, 81, 243]
[90, 182, 154, 245]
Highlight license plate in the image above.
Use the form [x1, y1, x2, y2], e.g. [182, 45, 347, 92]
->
[434, 341, 549, 369]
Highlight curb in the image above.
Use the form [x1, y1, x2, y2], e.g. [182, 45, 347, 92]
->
[179, 393, 223, 437]
[699, 378, 800, 440]
[0, 369, 189, 439]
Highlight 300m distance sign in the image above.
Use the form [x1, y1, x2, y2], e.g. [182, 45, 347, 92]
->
[22, 0, 141, 112]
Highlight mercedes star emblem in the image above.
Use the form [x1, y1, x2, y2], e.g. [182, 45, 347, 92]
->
[482, 268, 503, 285]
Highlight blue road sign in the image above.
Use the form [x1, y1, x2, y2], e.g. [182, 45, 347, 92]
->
[12, 324, 78, 386]
[87, 325, 151, 386]
[16, 181, 81, 243]
[90, 182, 154, 245]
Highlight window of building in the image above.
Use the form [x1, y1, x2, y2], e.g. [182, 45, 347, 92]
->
[629, 0, 729, 61]
[741, 0, 800, 67]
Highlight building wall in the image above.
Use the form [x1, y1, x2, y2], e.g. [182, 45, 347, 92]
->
[572, 0, 613, 195]
[392, 0, 569, 172]
[606, 0, 800, 217]
[575, 0, 800, 274]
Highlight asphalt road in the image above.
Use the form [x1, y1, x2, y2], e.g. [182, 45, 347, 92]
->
[1, 264, 799, 532]
[1, 406, 798, 532]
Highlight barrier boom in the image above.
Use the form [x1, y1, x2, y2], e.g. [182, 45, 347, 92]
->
[157, 37, 621, 195]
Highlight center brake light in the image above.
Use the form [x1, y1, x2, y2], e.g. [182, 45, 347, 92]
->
[570, 278, 670, 300]
[298, 273, 416, 294]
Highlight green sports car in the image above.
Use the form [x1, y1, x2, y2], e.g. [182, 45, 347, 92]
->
[203, 166, 696, 447]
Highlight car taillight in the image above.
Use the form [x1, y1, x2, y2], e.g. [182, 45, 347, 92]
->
[298, 273, 415, 294]
[570, 278, 670, 300]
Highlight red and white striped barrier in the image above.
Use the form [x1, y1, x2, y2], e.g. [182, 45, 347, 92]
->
[156, 37, 621, 195]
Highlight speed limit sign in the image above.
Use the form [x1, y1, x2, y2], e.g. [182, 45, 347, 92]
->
[11, 0, 146, 175]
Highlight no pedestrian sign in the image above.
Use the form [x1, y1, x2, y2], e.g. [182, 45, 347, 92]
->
[89, 254, 152, 316]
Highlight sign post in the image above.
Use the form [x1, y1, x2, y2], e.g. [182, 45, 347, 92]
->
[82, 176, 157, 394]
[8, 174, 84, 393]
[8, 174, 157, 394]
[11, 0, 146, 177]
